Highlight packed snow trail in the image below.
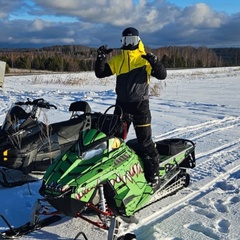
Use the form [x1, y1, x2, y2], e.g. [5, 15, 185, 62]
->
[0, 68, 239, 240]
[153, 116, 240, 141]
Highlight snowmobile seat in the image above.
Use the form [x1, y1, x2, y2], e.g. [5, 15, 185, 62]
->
[50, 116, 90, 139]
[127, 138, 190, 157]
[156, 139, 188, 156]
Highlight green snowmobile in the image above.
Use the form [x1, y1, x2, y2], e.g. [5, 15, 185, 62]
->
[37, 105, 195, 239]
[0, 105, 195, 240]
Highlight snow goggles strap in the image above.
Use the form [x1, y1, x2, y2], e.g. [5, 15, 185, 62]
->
[121, 36, 140, 46]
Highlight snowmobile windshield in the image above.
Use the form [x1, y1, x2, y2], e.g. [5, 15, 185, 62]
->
[81, 141, 107, 160]
[1, 104, 30, 132]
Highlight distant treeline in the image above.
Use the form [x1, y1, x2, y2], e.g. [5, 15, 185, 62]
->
[0, 45, 239, 73]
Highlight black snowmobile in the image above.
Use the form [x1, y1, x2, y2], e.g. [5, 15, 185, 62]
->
[0, 105, 196, 239]
[0, 98, 92, 187]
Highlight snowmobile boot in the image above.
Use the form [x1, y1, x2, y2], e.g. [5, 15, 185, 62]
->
[142, 154, 160, 190]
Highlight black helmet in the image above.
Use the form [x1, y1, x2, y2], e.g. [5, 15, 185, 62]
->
[121, 27, 140, 49]
[122, 27, 139, 37]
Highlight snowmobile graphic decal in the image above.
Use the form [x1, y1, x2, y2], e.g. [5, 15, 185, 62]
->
[110, 162, 144, 186]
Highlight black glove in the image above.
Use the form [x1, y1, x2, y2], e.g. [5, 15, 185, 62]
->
[97, 45, 113, 60]
[142, 52, 158, 66]
[142, 53, 167, 80]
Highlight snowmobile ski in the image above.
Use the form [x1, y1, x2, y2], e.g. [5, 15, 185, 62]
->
[0, 214, 61, 239]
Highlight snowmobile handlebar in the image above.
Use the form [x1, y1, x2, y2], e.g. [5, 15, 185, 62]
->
[104, 105, 144, 122]
[15, 98, 57, 110]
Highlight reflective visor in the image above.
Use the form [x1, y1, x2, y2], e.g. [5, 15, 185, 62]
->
[121, 36, 140, 46]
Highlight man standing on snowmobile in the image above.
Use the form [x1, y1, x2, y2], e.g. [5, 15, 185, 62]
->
[94, 27, 167, 187]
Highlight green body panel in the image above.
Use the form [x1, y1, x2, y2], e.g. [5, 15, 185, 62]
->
[81, 129, 106, 146]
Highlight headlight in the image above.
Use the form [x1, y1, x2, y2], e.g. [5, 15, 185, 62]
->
[82, 142, 107, 160]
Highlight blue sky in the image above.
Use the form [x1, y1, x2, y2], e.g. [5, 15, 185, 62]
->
[0, 0, 240, 49]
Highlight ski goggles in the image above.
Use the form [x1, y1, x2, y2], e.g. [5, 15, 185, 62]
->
[121, 36, 140, 46]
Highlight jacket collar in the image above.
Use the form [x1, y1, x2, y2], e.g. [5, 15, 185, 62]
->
[121, 40, 146, 55]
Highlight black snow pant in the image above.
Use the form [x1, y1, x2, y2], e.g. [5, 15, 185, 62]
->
[114, 100, 159, 182]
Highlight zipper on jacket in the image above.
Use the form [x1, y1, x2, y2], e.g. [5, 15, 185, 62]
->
[119, 50, 125, 74]
[127, 51, 130, 72]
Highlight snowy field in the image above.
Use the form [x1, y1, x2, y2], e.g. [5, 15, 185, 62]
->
[0, 66, 240, 240]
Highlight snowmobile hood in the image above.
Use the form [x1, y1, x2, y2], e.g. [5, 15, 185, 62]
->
[39, 133, 147, 217]
[40, 130, 131, 196]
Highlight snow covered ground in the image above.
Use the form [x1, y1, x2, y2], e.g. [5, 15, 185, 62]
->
[0, 66, 240, 240]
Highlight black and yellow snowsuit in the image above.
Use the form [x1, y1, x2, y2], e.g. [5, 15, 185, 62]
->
[95, 40, 167, 183]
